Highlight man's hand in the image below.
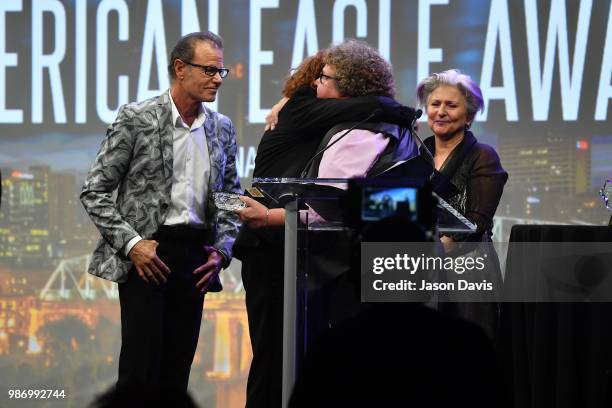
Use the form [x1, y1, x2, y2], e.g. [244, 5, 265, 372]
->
[128, 240, 171, 285]
[194, 246, 224, 293]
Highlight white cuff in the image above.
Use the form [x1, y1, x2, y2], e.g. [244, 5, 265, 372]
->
[124, 235, 143, 256]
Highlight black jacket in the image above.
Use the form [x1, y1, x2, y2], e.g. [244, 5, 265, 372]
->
[424, 131, 508, 241]
[253, 86, 415, 178]
[236, 87, 415, 254]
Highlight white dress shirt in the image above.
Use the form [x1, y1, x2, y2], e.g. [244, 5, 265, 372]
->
[124, 90, 211, 255]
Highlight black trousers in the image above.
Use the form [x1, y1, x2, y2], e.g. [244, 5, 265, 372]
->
[241, 246, 285, 408]
[117, 226, 210, 392]
[240, 232, 359, 408]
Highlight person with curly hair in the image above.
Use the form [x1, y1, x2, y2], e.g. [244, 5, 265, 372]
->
[251, 44, 414, 178]
[321, 38, 395, 98]
[234, 40, 417, 408]
[282, 50, 327, 99]
[239, 39, 417, 226]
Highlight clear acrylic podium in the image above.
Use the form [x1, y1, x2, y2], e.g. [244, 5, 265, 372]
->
[252, 177, 476, 407]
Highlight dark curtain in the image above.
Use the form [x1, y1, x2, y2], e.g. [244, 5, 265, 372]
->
[502, 225, 612, 408]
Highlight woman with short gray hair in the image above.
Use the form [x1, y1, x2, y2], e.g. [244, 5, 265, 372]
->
[417, 69, 484, 124]
[417, 69, 507, 340]
[416, 69, 505, 240]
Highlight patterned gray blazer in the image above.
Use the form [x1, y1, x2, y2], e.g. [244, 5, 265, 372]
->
[80, 92, 241, 283]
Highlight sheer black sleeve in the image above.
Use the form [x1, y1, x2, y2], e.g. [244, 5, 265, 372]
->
[462, 145, 508, 241]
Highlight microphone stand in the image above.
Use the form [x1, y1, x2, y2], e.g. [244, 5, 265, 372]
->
[409, 110, 436, 181]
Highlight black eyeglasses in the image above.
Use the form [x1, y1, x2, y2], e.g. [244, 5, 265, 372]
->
[183, 61, 230, 78]
[318, 73, 337, 84]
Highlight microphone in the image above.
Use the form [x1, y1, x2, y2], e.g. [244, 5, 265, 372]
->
[299, 108, 382, 178]
[414, 109, 423, 121]
[408, 109, 435, 180]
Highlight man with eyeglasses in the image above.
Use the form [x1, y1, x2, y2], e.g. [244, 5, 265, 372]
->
[80, 31, 241, 392]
